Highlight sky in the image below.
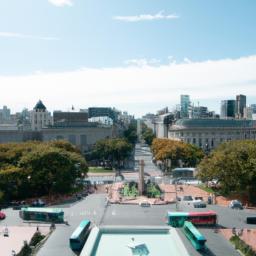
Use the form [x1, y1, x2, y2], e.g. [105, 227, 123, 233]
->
[0, 0, 256, 117]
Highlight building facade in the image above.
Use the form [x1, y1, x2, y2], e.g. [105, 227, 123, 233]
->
[168, 119, 256, 151]
[180, 95, 190, 118]
[220, 100, 236, 119]
[30, 100, 53, 131]
[236, 94, 246, 119]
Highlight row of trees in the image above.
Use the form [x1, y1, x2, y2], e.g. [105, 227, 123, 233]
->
[197, 140, 256, 203]
[151, 138, 204, 170]
[0, 140, 88, 202]
[91, 138, 133, 169]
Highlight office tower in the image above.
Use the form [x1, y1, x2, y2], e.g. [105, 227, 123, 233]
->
[220, 100, 235, 119]
[250, 104, 256, 113]
[180, 95, 190, 118]
[236, 94, 246, 119]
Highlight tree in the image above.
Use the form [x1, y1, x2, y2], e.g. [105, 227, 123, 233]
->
[93, 138, 133, 169]
[197, 140, 256, 203]
[141, 126, 155, 145]
[0, 141, 88, 200]
[123, 122, 138, 145]
[151, 138, 204, 169]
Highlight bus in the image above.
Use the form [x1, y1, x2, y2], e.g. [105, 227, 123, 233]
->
[183, 221, 206, 250]
[167, 211, 217, 227]
[70, 219, 91, 251]
[19, 207, 64, 223]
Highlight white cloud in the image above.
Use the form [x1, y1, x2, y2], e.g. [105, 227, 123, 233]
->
[0, 55, 256, 117]
[114, 11, 179, 22]
[125, 58, 160, 67]
[0, 32, 59, 41]
[48, 0, 73, 7]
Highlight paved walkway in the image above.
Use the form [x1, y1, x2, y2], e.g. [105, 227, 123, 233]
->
[0, 226, 49, 256]
[220, 228, 256, 251]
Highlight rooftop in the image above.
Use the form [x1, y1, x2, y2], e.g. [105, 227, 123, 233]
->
[173, 118, 256, 128]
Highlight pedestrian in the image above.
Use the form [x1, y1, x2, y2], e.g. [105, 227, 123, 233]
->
[11, 250, 16, 256]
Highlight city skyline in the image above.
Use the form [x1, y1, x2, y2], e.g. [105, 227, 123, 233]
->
[0, 1, 256, 116]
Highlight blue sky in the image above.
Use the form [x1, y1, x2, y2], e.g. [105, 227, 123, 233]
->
[0, 0, 256, 116]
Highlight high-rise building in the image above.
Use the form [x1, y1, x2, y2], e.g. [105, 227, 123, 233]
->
[0, 106, 11, 123]
[243, 107, 253, 120]
[189, 106, 208, 119]
[180, 95, 190, 118]
[236, 94, 246, 119]
[220, 100, 235, 119]
[250, 104, 256, 114]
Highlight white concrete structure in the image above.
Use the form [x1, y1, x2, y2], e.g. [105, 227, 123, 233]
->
[30, 100, 53, 131]
[168, 119, 256, 151]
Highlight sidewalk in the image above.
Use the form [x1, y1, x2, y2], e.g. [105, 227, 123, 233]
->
[0, 226, 49, 256]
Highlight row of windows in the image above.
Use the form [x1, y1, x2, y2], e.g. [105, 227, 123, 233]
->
[172, 131, 256, 138]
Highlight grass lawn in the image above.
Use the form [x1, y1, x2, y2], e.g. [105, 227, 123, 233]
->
[88, 167, 113, 173]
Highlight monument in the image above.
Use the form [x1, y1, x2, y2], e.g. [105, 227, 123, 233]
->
[138, 159, 145, 195]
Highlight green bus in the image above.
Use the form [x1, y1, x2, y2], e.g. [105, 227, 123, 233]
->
[70, 219, 91, 251]
[19, 207, 64, 223]
[183, 221, 206, 250]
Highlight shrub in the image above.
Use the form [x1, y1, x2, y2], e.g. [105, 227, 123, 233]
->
[29, 231, 45, 246]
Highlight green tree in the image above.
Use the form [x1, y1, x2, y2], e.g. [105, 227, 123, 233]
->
[0, 141, 88, 200]
[197, 140, 256, 203]
[123, 122, 138, 145]
[141, 126, 155, 145]
[93, 138, 133, 169]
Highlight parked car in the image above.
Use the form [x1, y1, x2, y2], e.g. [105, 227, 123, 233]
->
[0, 211, 6, 220]
[194, 196, 203, 201]
[12, 200, 28, 210]
[246, 217, 256, 224]
[31, 199, 46, 207]
[193, 201, 207, 208]
[139, 200, 151, 207]
[183, 195, 193, 201]
[176, 196, 181, 202]
[229, 200, 243, 210]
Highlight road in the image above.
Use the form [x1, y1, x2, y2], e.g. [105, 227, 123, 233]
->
[134, 143, 162, 176]
[37, 194, 107, 256]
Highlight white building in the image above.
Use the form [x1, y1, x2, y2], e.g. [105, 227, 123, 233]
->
[168, 119, 256, 151]
[30, 100, 53, 131]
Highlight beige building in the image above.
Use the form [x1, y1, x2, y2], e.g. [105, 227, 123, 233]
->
[168, 119, 256, 151]
[30, 100, 53, 131]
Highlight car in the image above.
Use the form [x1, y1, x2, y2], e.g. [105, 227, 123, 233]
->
[139, 200, 151, 207]
[229, 200, 243, 210]
[12, 201, 28, 210]
[183, 195, 193, 201]
[176, 196, 181, 201]
[246, 217, 256, 224]
[0, 211, 6, 220]
[193, 201, 207, 208]
[31, 199, 46, 207]
[194, 196, 203, 201]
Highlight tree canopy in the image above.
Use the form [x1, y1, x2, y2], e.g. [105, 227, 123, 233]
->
[141, 124, 155, 145]
[0, 140, 88, 201]
[123, 122, 138, 145]
[197, 140, 256, 203]
[151, 138, 204, 169]
[92, 138, 133, 169]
